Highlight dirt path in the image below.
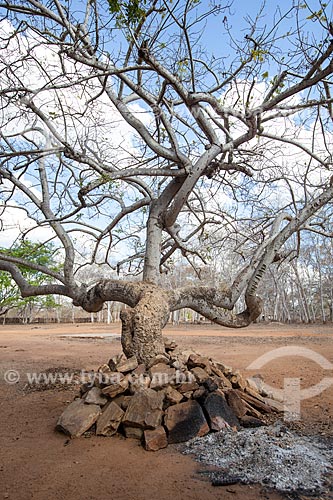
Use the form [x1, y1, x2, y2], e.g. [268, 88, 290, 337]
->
[0, 322, 332, 500]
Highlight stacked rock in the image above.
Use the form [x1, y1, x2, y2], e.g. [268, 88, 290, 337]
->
[56, 340, 282, 450]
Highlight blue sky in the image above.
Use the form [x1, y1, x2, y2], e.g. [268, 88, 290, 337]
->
[201, 0, 332, 53]
[1, 0, 332, 253]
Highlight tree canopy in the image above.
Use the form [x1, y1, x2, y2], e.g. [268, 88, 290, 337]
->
[0, 0, 332, 362]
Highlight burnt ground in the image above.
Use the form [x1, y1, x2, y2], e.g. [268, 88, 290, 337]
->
[0, 322, 332, 500]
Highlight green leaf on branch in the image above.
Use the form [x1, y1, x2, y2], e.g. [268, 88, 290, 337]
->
[107, 0, 147, 27]
[0, 240, 60, 316]
[251, 49, 268, 62]
[306, 9, 327, 22]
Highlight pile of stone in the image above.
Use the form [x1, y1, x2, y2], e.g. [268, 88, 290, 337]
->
[56, 340, 282, 451]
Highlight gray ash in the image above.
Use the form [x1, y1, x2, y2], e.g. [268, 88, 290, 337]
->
[182, 421, 333, 496]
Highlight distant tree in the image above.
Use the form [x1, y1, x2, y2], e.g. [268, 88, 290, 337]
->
[0, 241, 59, 321]
[0, 1, 332, 363]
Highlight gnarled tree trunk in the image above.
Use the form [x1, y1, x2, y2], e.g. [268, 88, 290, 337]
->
[72, 279, 263, 367]
[120, 288, 170, 365]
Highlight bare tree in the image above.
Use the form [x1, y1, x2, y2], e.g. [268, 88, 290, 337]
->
[0, 0, 333, 364]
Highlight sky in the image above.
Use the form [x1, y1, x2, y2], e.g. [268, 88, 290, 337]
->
[0, 0, 332, 268]
[193, 0, 333, 63]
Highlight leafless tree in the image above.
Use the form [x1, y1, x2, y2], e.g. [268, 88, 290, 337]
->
[0, 0, 332, 364]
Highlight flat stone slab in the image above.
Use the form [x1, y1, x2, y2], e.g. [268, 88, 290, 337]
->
[101, 375, 129, 398]
[84, 387, 108, 406]
[124, 426, 144, 440]
[225, 389, 247, 418]
[165, 385, 183, 405]
[191, 366, 210, 383]
[56, 399, 101, 437]
[144, 426, 168, 451]
[149, 363, 177, 389]
[123, 388, 164, 431]
[117, 356, 138, 373]
[187, 354, 211, 373]
[96, 401, 124, 436]
[164, 400, 209, 444]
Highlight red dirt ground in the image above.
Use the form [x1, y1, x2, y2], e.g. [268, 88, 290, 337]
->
[0, 322, 332, 500]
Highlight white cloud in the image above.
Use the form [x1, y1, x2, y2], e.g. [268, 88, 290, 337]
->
[0, 202, 55, 247]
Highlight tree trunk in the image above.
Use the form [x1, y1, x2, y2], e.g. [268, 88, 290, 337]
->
[74, 280, 262, 366]
[120, 289, 170, 366]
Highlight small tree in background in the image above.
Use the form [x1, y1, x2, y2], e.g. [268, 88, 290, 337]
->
[0, 240, 59, 321]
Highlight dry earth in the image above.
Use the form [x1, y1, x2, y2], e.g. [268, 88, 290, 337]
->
[0, 321, 332, 500]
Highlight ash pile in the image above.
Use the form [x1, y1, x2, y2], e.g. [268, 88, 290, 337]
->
[56, 339, 282, 451]
[183, 422, 333, 496]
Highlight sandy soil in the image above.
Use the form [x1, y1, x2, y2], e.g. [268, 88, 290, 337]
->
[0, 322, 332, 500]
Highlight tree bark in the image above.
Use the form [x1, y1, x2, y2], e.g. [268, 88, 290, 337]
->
[119, 289, 170, 365]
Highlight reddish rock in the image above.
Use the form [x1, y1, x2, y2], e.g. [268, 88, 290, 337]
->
[177, 381, 199, 393]
[225, 389, 247, 418]
[56, 399, 101, 438]
[164, 338, 177, 351]
[144, 426, 168, 451]
[263, 397, 284, 413]
[176, 370, 196, 385]
[117, 355, 138, 373]
[122, 388, 164, 431]
[164, 400, 209, 444]
[148, 354, 170, 369]
[101, 374, 129, 398]
[245, 386, 266, 402]
[242, 401, 263, 419]
[98, 363, 112, 374]
[145, 409, 164, 429]
[124, 426, 144, 439]
[129, 374, 151, 393]
[191, 367, 209, 384]
[210, 365, 232, 388]
[171, 349, 197, 365]
[247, 375, 267, 396]
[96, 401, 124, 436]
[182, 391, 194, 399]
[112, 395, 132, 411]
[149, 364, 176, 389]
[132, 364, 147, 376]
[150, 363, 175, 377]
[211, 360, 233, 376]
[230, 371, 248, 391]
[112, 394, 126, 408]
[164, 385, 183, 405]
[171, 359, 186, 371]
[187, 354, 211, 374]
[108, 354, 124, 371]
[95, 364, 113, 386]
[121, 395, 133, 410]
[84, 387, 108, 406]
[237, 390, 272, 414]
[192, 387, 207, 399]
